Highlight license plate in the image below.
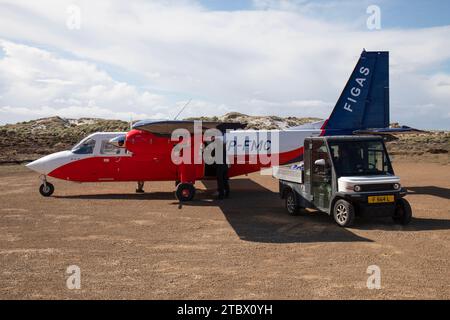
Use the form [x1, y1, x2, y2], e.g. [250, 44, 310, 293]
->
[368, 195, 394, 204]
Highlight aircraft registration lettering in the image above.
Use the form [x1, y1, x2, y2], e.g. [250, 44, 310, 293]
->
[228, 139, 271, 152]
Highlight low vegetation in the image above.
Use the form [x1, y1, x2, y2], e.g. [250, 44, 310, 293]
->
[0, 114, 448, 164]
[0, 117, 129, 163]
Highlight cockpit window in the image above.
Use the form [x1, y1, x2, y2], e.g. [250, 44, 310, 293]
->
[72, 138, 96, 154]
[100, 140, 122, 155]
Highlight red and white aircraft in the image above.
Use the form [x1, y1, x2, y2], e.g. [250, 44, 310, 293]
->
[27, 50, 404, 201]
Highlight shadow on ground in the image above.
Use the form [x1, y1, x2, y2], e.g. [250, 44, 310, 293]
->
[180, 179, 372, 243]
[54, 179, 450, 243]
[407, 186, 450, 200]
[54, 192, 175, 201]
[354, 216, 450, 231]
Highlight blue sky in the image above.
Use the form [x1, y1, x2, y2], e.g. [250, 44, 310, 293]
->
[0, 0, 449, 129]
[380, 0, 450, 29]
[201, 0, 450, 29]
[200, 0, 254, 11]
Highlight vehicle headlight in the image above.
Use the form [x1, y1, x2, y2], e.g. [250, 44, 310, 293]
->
[354, 185, 362, 192]
[393, 183, 401, 190]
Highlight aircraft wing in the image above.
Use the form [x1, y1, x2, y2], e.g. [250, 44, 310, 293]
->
[132, 120, 245, 135]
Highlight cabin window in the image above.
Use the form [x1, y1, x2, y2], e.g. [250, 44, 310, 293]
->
[100, 140, 122, 155]
[72, 138, 96, 154]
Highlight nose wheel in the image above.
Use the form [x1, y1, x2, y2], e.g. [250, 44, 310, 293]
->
[39, 175, 54, 197]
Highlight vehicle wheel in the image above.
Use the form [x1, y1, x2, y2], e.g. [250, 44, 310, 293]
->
[333, 199, 355, 227]
[39, 182, 54, 197]
[175, 183, 196, 202]
[393, 198, 412, 225]
[285, 189, 300, 216]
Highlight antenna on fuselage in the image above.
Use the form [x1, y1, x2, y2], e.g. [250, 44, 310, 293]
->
[174, 98, 192, 120]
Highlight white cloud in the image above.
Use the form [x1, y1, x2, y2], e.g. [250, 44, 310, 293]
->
[0, 0, 449, 128]
[0, 39, 171, 122]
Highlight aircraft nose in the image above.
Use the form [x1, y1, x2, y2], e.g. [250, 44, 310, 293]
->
[25, 151, 72, 175]
[26, 158, 47, 174]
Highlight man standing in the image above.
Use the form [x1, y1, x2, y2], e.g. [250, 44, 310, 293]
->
[216, 141, 230, 200]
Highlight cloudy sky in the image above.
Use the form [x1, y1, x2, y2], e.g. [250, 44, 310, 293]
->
[0, 0, 449, 129]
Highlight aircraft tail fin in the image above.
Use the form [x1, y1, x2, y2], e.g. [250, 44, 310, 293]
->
[324, 50, 389, 134]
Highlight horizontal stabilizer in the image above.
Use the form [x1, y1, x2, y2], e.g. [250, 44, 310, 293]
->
[353, 126, 425, 135]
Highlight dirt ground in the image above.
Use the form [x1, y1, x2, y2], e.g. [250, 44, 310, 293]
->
[0, 161, 449, 300]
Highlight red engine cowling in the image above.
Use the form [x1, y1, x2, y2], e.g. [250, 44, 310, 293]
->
[125, 129, 155, 154]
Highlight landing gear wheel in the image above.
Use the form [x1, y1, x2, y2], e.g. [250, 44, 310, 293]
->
[333, 199, 355, 227]
[39, 182, 54, 197]
[393, 198, 412, 225]
[175, 183, 196, 202]
[285, 189, 300, 216]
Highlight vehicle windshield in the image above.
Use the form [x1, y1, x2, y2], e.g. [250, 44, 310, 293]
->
[328, 140, 393, 177]
[72, 137, 96, 154]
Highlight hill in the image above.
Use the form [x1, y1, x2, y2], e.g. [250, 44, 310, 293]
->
[0, 117, 130, 163]
[0, 114, 448, 164]
[185, 112, 321, 130]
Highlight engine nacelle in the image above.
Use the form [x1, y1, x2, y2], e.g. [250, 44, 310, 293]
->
[125, 129, 156, 154]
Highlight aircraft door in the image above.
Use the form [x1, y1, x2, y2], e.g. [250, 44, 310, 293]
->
[98, 140, 126, 180]
[310, 139, 332, 211]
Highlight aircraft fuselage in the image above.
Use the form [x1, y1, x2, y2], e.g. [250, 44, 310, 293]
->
[27, 128, 322, 183]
